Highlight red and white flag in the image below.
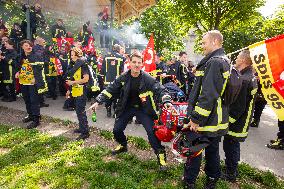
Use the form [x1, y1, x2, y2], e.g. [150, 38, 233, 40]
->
[54, 58, 63, 75]
[83, 35, 96, 56]
[249, 34, 284, 120]
[143, 33, 156, 72]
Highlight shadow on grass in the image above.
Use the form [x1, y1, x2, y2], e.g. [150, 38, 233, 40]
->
[1, 124, 283, 189]
[0, 124, 185, 188]
[0, 125, 69, 169]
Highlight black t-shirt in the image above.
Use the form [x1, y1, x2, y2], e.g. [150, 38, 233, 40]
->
[127, 74, 142, 108]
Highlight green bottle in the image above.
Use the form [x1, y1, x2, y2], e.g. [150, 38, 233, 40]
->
[92, 111, 97, 122]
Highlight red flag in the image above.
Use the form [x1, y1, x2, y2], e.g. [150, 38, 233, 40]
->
[143, 34, 156, 72]
[55, 37, 74, 52]
[54, 58, 63, 75]
[83, 35, 97, 56]
[249, 34, 284, 120]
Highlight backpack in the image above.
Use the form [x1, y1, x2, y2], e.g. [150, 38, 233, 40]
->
[209, 56, 243, 106]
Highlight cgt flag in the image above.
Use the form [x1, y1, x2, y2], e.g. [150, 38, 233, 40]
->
[83, 35, 96, 56]
[249, 34, 284, 121]
[52, 37, 74, 53]
[143, 33, 156, 73]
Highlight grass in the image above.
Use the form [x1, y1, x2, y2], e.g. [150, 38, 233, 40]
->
[0, 124, 283, 189]
[98, 129, 152, 150]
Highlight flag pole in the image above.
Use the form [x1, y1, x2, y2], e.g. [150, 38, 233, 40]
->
[226, 46, 249, 57]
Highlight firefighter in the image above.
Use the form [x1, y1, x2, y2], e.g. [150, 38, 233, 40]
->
[66, 47, 90, 140]
[0, 39, 18, 102]
[101, 44, 125, 117]
[9, 23, 24, 52]
[46, 47, 59, 100]
[33, 37, 49, 107]
[21, 3, 46, 39]
[98, 7, 109, 48]
[57, 45, 69, 96]
[250, 70, 267, 128]
[165, 52, 188, 94]
[91, 53, 172, 170]
[79, 21, 93, 47]
[0, 36, 9, 98]
[51, 19, 66, 38]
[267, 119, 284, 150]
[222, 50, 258, 182]
[184, 30, 230, 189]
[16, 40, 46, 129]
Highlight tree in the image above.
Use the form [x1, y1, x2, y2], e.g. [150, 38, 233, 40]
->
[0, 1, 83, 42]
[223, 4, 284, 53]
[168, 0, 265, 53]
[262, 5, 284, 39]
[174, 0, 265, 34]
[139, 0, 189, 54]
[222, 15, 266, 53]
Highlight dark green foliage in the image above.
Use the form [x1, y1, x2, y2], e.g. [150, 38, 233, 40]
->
[140, 0, 189, 54]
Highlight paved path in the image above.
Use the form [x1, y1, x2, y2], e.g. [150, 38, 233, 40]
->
[0, 96, 283, 177]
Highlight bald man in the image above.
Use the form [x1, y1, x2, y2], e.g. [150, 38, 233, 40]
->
[222, 50, 257, 182]
[184, 30, 230, 189]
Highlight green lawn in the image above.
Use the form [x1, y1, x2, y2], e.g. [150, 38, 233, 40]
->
[0, 124, 283, 189]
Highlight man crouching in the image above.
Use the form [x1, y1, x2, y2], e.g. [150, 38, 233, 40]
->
[91, 52, 172, 170]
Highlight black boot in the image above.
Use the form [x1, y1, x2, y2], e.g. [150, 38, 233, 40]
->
[106, 106, 111, 118]
[27, 116, 40, 129]
[156, 149, 167, 171]
[111, 144, 128, 155]
[221, 169, 237, 183]
[204, 177, 218, 189]
[40, 102, 49, 108]
[76, 132, 90, 140]
[73, 128, 83, 133]
[22, 115, 33, 123]
[267, 139, 284, 150]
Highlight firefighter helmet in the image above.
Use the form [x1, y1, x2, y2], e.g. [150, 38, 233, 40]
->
[172, 130, 209, 158]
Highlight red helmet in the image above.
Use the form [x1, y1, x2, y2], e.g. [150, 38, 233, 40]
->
[154, 125, 175, 142]
[172, 130, 209, 158]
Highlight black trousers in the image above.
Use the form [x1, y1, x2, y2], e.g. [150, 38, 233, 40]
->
[63, 97, 75, 109]
[105, 98, 117, 111]
[0, 82, 4, 96]
[184, 137, 221, 184]
[57, 75, 66, 96]
[21, 85, 40, 117]
[252, 96, 267, 121]
[3, 83, 16, 99]
[100, 29, 109, 48]
[223, 136, 240, 174]
[113, 108, 164, 154]
[277, 119, 284, 140]
[47, 76, 57, 98]
[74, 96, 89, 134]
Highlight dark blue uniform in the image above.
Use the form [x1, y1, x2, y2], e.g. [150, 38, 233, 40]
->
[223, 66, 257, 181]
[184, 48, 230, 186]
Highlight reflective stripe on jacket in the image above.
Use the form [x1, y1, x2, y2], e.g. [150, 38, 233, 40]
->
[96, 70, 171, 119]
[187, 48, 230, 137]
[226, 66, 258, 141]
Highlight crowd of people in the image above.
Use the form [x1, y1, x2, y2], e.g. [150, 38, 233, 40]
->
[0, 2, 283, 189]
